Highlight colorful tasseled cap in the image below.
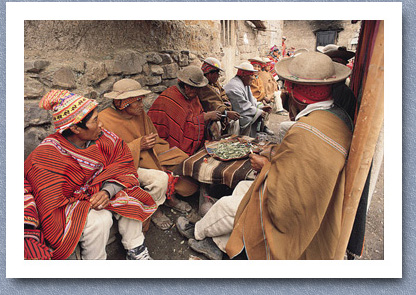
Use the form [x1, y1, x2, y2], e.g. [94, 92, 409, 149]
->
[39, 90, 98, 133]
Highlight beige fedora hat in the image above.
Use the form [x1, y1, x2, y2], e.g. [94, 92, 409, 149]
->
[248, 56, 266, 64]
[177, 65, 209, 87]
[234, 62, 257, 72]
[104, 79, 152, 99]
[275, 51, 351, 85]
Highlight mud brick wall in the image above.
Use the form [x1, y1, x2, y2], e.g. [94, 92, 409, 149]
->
[282, 20, 361, 52]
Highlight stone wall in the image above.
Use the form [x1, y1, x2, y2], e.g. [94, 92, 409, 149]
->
[282, 20, 361, 52]
[24, 49, 201, 159]
[24, 20, 284, 159]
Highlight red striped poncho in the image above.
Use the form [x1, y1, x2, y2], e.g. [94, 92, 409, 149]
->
[24, 179, 52, 260]
[24, 129, 157, 260]
[148, 85, 205, 156]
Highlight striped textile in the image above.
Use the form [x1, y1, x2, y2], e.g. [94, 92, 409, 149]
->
[24, 179, 52, 260]
[173, 147, 256, 188]
[148, 85, 205, 156]
[201, 62, 218, 74]
[24, 129, 157, 260]
[24, 179, 39, 228]
[24, 229, 52, 260]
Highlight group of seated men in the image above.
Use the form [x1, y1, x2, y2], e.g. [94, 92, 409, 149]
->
[24, 48, 355, 260]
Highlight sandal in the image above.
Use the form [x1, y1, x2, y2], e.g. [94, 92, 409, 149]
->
[166, 199, 192, 214]
[151, 212, 173, 230]
[188, 238, 223, 260]
[175, 216, 195, 239]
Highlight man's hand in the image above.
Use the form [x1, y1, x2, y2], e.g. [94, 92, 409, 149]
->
[90, 191, 110, 210]
[262, 105, 272, 113]
[140, 133, 157, 150]
[204, 111, 221, 122]
[249, 153, 269, 172]
[227, 111, 240, 121]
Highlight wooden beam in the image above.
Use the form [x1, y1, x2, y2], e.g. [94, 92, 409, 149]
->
[335, 21, 385, 259]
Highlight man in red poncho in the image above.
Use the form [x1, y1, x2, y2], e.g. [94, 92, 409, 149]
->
[25, 90, 157, 260]
[148, 65, 221, 156]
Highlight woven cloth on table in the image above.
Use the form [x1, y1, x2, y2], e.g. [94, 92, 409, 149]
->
[173, 147, 256, 188]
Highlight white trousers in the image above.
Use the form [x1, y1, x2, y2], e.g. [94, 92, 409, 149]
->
[137, 167, 168, 206]
[78, 209, 144, 260]
[194, 180, 253, 252]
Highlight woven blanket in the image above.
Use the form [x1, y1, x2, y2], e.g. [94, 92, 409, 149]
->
[173, 147, 256, 188]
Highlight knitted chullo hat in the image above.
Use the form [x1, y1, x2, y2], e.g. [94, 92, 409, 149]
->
[39, 90, 98, 133]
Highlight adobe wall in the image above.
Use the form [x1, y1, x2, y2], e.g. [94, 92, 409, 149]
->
[283, 20, 361, 52]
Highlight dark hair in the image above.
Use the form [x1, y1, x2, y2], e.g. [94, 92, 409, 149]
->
[178, 81, 186, 89]
[61, 108, 95, 137]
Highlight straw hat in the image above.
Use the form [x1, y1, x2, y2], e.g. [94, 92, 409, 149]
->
[234, 62, 257, 72]
[202, 57, 224, 72]
[177, 65, 208, 87]
[248, 57, 266, 64]
[104, 79, 151, 100]
[274, 51, 351, 85]
[263, 57, 272, 63]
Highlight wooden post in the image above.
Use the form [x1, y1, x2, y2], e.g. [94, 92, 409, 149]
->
[335, 21, 385, 259]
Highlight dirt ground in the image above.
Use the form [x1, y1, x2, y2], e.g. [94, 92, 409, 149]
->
[107, 113, 384, 260]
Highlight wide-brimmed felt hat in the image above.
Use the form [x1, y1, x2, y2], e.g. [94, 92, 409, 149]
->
[202, 57, 224, 72]
[275, 51, 351, 85]
[104, 79, 152, 99]
[177, 65, 208, 87]
[234, 62, 257, 72]
[248, 57, 266, 64]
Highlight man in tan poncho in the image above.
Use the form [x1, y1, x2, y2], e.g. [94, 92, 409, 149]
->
[99, 79, 198, 230]
[258, 57, 287, 115]
[249, 57, 274, 135]
[177, 52, 354, 260]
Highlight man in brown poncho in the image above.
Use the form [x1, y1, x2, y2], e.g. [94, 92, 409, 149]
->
[198, 57, 240, 139]
[99, 79, 198, 230]
[177, 52, 354, 260]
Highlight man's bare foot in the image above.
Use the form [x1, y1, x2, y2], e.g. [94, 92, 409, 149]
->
[165, 196, 192, 213]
